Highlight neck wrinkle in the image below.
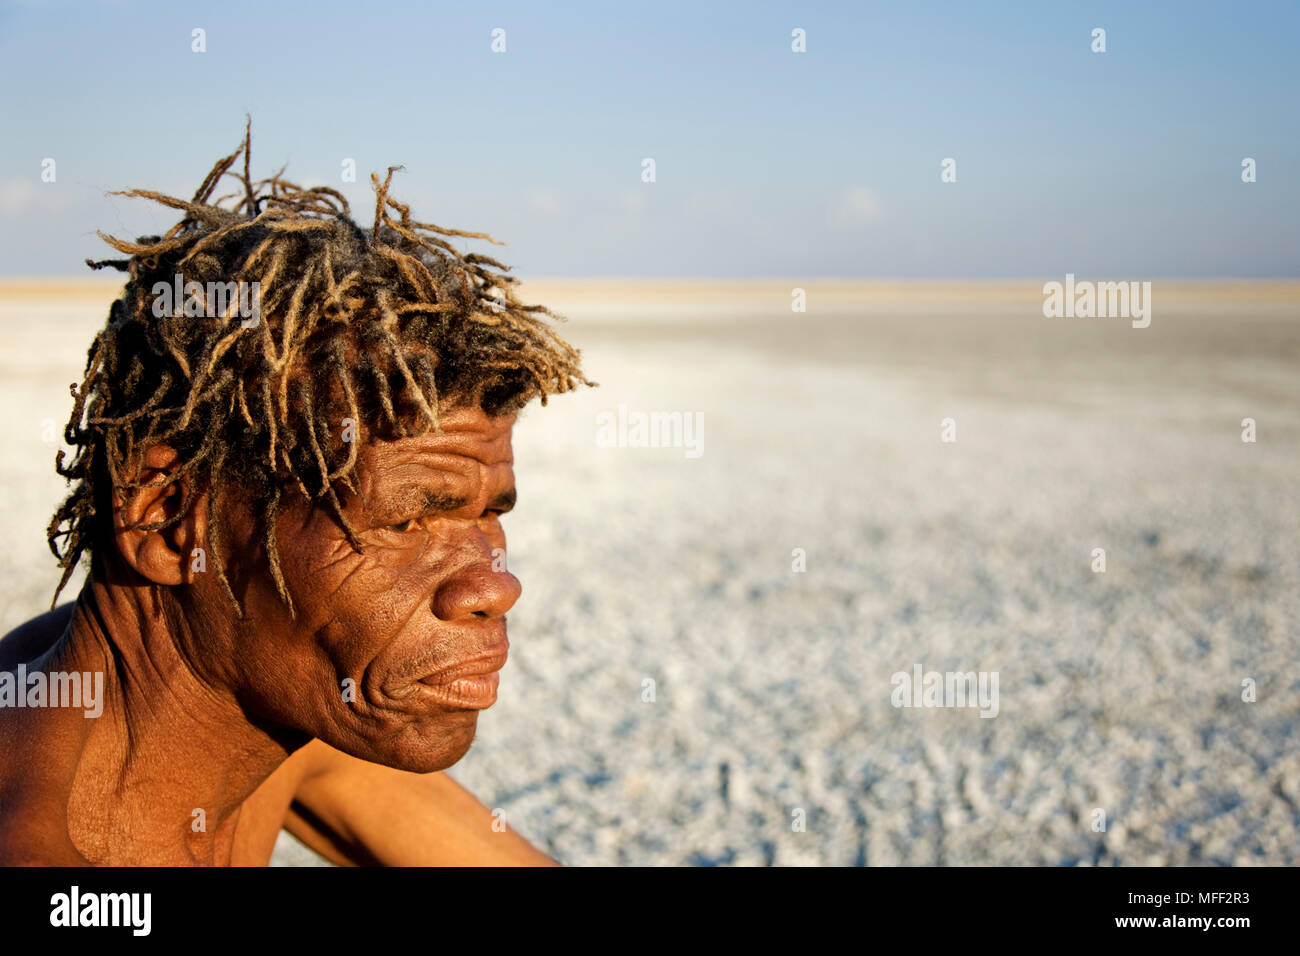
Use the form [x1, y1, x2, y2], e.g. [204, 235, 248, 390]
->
[62, 574, 295, 865]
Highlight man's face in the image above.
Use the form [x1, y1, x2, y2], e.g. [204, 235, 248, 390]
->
[195, 404, 523, 772]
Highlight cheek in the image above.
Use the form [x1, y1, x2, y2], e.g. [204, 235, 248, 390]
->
[279, 509, 438, 613]
[286, 530, 464, 656]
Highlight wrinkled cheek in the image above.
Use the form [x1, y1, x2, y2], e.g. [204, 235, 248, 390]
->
[325, 558, 441, 706]
[337, 649, 416, 722]
[298, 540, 410, 620]
[368, 677, 417, 706]
[337, 553, 436, 627]
[382, 536, 471, 612]
[303, 539, 464, 716]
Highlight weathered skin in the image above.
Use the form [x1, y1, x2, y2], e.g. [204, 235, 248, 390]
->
[0, 406, 557, 865]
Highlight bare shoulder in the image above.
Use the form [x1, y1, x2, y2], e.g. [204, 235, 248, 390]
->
[0, 604, 87, 865]
[0, 603, 76, 668]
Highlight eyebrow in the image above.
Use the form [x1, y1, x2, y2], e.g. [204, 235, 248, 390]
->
[381, 485, 516, 518]
[489, 487, 517, 512]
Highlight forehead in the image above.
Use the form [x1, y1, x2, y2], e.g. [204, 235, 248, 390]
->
[355, 406, 516, 499]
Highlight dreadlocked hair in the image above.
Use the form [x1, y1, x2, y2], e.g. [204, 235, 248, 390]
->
[47, 120, 592, 617]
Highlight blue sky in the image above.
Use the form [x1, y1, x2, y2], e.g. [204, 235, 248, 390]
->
[1, 0, 1296, 277]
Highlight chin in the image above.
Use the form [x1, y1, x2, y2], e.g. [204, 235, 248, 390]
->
[366, 711, 481, 773]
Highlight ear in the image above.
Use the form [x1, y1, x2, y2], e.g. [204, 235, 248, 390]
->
[111, 444, 208, 587]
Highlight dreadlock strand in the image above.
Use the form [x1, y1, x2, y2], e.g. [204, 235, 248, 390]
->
[205, 465, 245, 616]
[261, 480, 294, 615]
[375, 291, 439, 432]
[49, 124, 592, 619]
[371, 166, 404, 243]
[191, 138, 246, 206]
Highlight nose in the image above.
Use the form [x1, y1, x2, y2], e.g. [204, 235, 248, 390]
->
[432, 557, 522, 621]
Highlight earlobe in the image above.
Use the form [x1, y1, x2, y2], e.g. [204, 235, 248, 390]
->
[110, 444, 207, 588]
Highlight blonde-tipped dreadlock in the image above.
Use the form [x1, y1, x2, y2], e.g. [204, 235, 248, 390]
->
[47, 120, 592, 616]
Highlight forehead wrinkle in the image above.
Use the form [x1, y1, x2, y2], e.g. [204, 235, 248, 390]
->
[390, 420, 515, 466]
[363, 439, 513, 482]
[370, 454, 479, 512]
[349, 417, 516, 521]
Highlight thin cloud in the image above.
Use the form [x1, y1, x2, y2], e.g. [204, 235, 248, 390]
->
[833, 186, 882, 226]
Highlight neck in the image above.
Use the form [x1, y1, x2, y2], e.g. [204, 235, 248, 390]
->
[54, 574, 303, 864]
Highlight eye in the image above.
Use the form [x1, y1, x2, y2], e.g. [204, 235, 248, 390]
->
[389, 519, 417, 532]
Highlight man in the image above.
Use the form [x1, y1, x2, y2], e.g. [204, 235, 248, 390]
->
[0, 126, 591, 865]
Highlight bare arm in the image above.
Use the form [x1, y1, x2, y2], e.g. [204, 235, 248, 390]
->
[284, 740, 558, 867]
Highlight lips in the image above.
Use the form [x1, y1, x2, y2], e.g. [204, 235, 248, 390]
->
[405, 642, 509, 710]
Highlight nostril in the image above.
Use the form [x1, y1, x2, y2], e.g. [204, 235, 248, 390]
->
[432, 566, 522, 621]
